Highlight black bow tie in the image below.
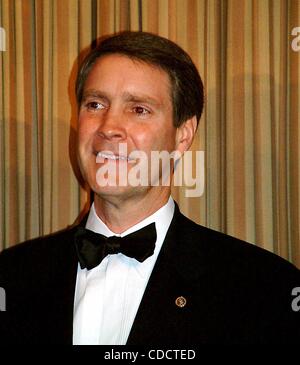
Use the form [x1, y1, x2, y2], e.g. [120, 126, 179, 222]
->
[74, 223, 157, 270]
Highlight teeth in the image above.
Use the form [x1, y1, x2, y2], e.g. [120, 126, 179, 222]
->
[96, 152, 133, 161]
[97, 152, 119, 160]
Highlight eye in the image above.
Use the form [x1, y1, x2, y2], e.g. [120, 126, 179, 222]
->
[133, 106, 151, 116]
[85, 101, 105, 111]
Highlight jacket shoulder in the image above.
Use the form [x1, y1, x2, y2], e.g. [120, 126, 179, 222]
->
[0, 225, 79, 279]
[174, 209, 300, 278]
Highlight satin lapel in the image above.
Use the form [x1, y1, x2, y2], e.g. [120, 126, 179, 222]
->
[126, 204, 203, 345]
[56, 218, 90, 343]
[51, 228, 79, 344]
[27, 225, 81, 344]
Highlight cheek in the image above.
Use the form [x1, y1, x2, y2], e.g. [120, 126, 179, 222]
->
[77, 115, 96, 143]
[132, 128, 176, 152]
[130, 127, 159, 150]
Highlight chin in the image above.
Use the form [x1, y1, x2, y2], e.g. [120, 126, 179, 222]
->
[93, 184, 149, 202]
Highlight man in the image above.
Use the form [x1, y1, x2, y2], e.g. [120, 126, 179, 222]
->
[0, 31, 299, 345]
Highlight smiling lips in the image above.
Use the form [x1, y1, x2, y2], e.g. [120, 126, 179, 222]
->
[96, 151, 135, 162]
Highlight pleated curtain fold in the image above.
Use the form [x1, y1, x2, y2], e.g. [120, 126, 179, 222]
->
[0, 0, 299, 268]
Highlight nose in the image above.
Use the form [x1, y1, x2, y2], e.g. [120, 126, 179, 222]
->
[97, 109, 127, 142]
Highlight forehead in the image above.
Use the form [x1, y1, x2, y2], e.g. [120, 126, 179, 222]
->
[84, 54, 172, 101]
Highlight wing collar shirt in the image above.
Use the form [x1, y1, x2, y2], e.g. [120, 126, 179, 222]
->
[73, 196, 175, 345]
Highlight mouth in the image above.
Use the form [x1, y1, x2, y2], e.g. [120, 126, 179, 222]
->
[96, 151, 135, 162]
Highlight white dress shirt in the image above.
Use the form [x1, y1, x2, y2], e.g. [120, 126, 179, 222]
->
[72, 196, 175, 345]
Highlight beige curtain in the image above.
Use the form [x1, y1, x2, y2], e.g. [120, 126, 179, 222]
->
[0, 0, 299, 268]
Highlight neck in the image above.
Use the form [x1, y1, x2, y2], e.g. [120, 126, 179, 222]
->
[93, 188, 171, 234]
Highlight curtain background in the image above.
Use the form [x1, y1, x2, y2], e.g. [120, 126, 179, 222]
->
[0, 0, 299, 268]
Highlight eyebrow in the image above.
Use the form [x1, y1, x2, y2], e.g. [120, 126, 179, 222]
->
[81, 89, 109, 103]
[81, 89, 162, 107]
[122, 92, 162, 107]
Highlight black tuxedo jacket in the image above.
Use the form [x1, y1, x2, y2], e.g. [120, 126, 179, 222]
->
[0, 204, 300, 344]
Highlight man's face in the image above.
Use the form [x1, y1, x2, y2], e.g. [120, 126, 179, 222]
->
[77, 54, 179, 200]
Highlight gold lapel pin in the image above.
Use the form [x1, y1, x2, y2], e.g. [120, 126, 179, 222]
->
[175, 296, 187, 308]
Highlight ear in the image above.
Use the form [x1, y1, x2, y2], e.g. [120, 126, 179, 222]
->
[175, 116, 197, 154]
